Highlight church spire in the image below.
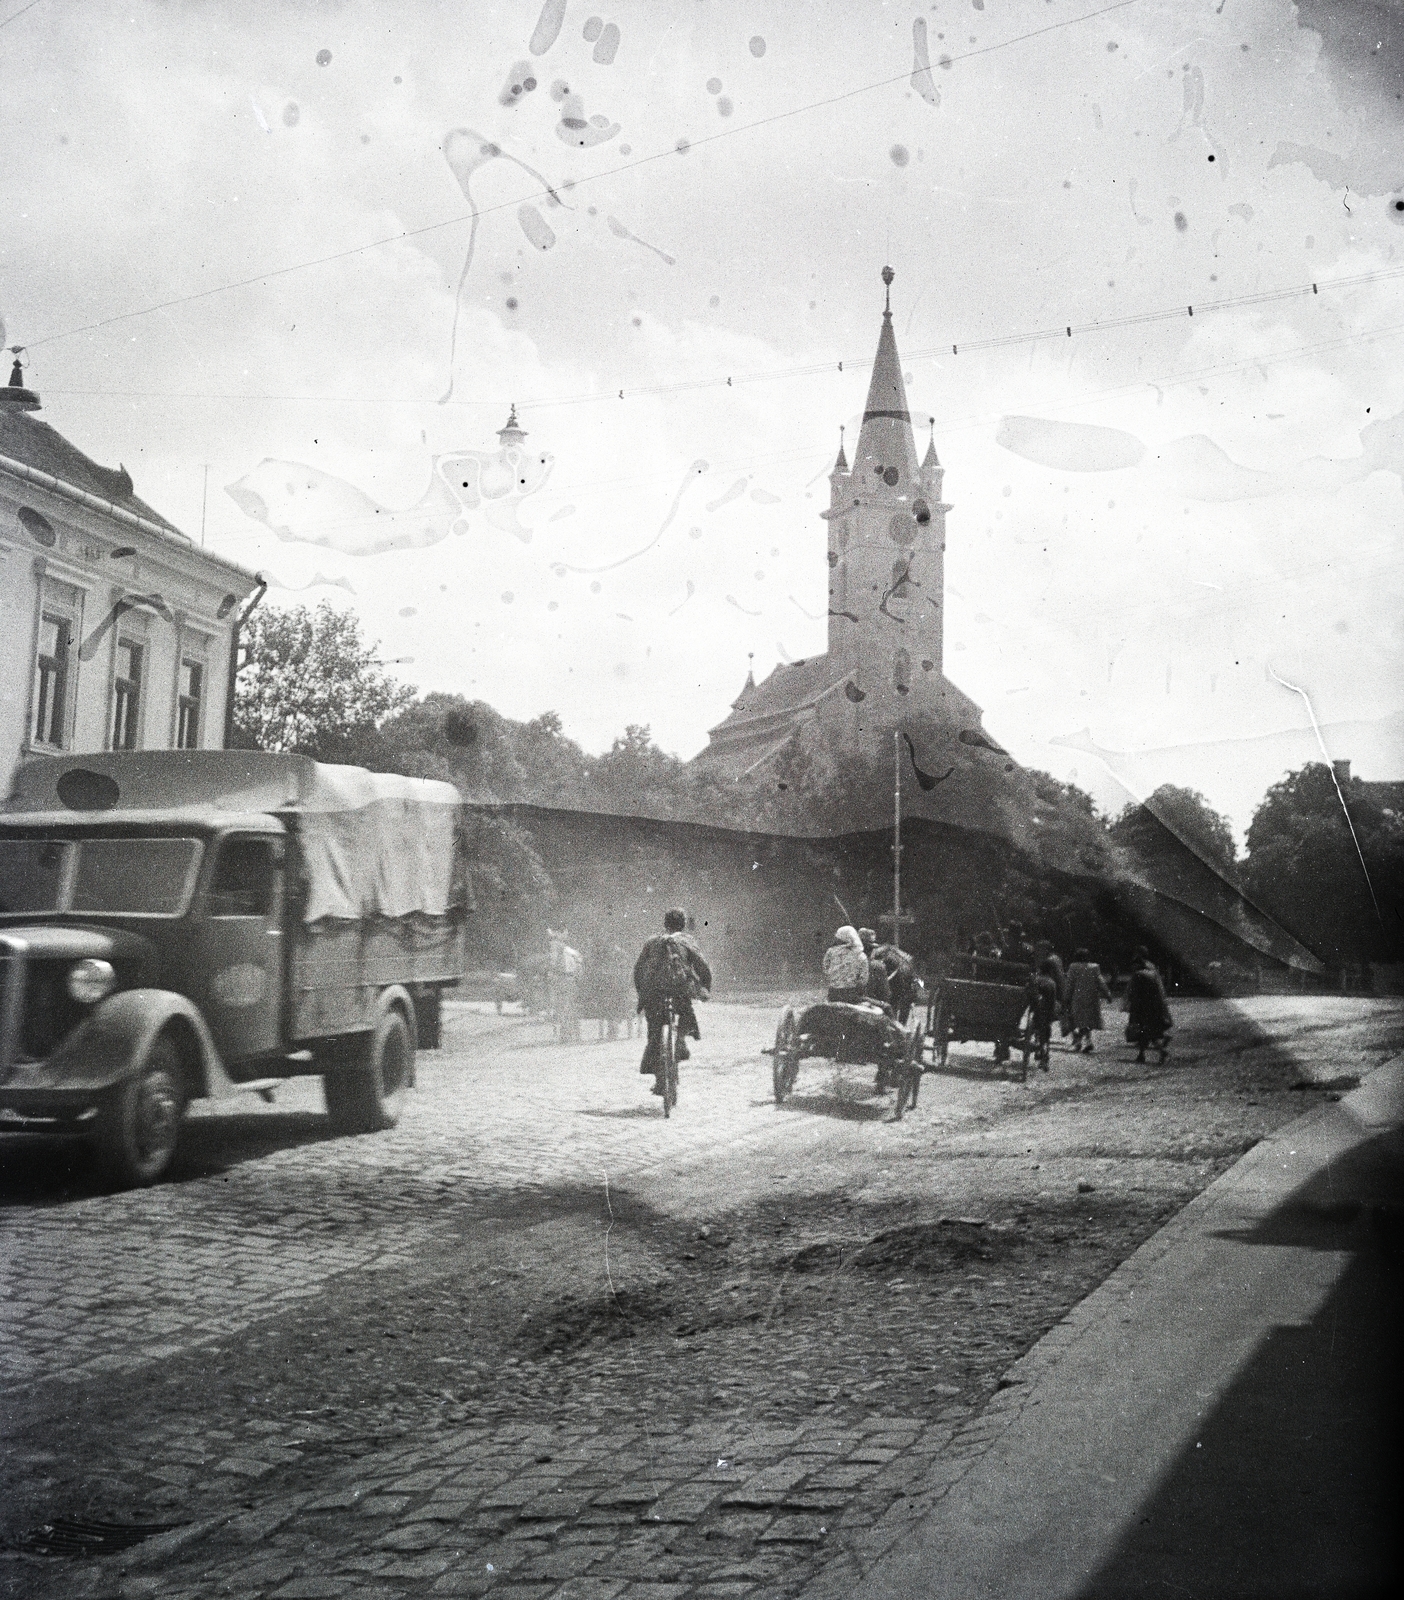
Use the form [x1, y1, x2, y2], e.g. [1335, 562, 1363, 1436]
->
[853, 266, 918, 487]
[922, 419, 940, 469]
[832, 424, 848, 472]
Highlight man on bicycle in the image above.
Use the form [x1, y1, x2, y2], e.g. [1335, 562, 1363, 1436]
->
[634, 909, 711, 1096]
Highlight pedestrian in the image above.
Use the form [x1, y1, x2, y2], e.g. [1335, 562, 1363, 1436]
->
[547, 929, 583, 1045]
[1033, 939, 1065, 1002]
[1064, 946, 1111, 1053]
[1025, 958, 1060, 1070]
[1125, 946, 1173, 1064]
[1035, 937, 1069, 1040]
[634, 909, 711, 1095]
[597, 940, 635, 1040]
[823, 925, 868, 1003]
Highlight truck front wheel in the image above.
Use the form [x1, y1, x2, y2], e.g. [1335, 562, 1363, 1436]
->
[97, 1035, 188, 1188]
[323, 1009, 413, 1133]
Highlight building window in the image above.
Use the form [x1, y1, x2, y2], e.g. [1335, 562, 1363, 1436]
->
[177, 658, 204, 749]
[32, 613, 72, 748]
[110, 639, 143, 750]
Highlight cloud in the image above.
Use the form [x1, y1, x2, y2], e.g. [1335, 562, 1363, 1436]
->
[995, 415, 1146, 472]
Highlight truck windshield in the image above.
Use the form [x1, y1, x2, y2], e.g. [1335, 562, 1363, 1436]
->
[0, 836, 202, 916]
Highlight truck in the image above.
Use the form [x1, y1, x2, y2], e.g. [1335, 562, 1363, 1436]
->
[0, 750, 469, 1187]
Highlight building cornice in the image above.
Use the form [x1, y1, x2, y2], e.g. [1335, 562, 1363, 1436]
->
[0, 450, 258, 588]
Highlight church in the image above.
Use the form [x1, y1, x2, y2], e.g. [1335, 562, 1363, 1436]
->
[693, 267, 992, 796]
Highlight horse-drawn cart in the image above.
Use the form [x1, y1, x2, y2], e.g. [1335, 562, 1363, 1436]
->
[922, 956, 1036, 1081]
[768, 1000, 924, 1119]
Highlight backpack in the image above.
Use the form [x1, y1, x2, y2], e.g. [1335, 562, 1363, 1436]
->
[661, 935, 695, 997]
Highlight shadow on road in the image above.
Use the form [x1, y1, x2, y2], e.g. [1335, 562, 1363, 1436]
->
[0, 1109, 344, 1205]
[778, 1090, 895, 1123]
[1079, 1125, 1404, 1600]
[577, 1103, 666, 1120]
[920, 1059, 1030, 1085]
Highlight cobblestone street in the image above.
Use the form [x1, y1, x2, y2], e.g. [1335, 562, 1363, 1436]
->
[2, 995, 1400, 1600]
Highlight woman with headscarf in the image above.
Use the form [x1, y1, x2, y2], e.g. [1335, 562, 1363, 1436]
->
[1064, 947, 1111, 1053]
[822, 925, 869, 1003]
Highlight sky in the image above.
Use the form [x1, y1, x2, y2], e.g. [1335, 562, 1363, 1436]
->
[3, 0, 1401, 839]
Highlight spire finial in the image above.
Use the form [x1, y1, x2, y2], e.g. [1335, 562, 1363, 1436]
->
[497, 402, 526, 445]
[881, 264, 894, 317]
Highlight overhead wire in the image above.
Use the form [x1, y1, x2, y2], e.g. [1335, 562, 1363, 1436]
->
[21, 0, 1143, 352]
[191, 314, 1404, 549]
[37, 267, 1404, 417]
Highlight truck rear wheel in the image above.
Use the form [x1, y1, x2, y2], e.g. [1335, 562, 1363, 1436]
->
[97, 1034, 187, 1188]
[323, 1009, 412, 1133]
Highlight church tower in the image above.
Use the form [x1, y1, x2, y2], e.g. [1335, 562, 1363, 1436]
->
[824, 266, 950, 704]
[694, 265, 981, 781]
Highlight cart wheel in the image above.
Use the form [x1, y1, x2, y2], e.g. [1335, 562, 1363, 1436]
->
[773, 1010, 800, 1105]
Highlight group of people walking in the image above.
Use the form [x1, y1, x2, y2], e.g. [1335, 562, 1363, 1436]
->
[1002, 931, 1174, 1066]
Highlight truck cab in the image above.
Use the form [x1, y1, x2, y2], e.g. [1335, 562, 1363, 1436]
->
[0, 751, 468, 1186]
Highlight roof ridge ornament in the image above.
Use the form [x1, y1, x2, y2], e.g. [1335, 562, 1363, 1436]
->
[882, 264, 894, 319]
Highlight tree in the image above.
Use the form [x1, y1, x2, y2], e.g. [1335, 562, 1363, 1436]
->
[233, 603, 415, 761]
[1242, 763, 1403, 967]
[1111, 784, 1238, 879]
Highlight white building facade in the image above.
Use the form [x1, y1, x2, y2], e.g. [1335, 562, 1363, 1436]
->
[0, 364, 260, 796]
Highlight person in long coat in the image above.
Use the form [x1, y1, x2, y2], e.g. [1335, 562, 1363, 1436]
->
[547, 930, 583, 1044]
[1064, 947, 1110, 1053]
[1126, 947, 1173, 1063]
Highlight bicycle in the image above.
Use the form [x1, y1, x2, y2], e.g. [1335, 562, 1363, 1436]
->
[659, 997, 680, 1117]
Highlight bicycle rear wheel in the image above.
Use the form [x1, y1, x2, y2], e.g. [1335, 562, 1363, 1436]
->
[661, 1016, 678, 1116]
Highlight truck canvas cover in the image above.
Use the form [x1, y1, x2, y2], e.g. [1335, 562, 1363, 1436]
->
[3, 751, 466, 924]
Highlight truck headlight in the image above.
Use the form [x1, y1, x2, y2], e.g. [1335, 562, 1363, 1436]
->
[67, 958, 115, 1004]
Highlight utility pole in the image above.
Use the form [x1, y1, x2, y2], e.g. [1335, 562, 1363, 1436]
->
[893, 729, 902, 942]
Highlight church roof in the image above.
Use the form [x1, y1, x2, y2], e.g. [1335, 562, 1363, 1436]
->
[852, 268, 918, 488]
[706, 655, 845, 741]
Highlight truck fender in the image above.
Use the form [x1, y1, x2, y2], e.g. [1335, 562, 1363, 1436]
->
[37, 989, 236, 1100]
[374, 984, 418, 1085]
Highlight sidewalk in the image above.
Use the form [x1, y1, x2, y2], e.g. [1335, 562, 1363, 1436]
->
[804, 1056, 1403, 1600]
